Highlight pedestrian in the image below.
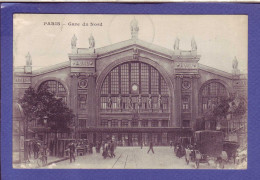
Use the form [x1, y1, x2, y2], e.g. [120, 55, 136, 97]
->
[42, 143, 49, 165]
[107, 142, 112, 158]
[140, 140, 143, 149]
[110, 141, 116, 158]
[89, 142, 93, 154]
[147, 141, 154, 154]
[96, 141, 101, 153]
[33, 141, 40, 159]
[68, 141, 76, 163]
[102, 141, 109, 159]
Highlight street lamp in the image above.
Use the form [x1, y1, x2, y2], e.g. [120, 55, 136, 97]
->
[43, 116, 48, 144]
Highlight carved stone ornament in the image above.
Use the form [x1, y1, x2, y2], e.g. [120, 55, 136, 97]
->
[175, 74, 200, 79]
[130, 17, 139, 39]
[78, 79, 88, 89]
[70, 72, 80, 77]
[71, 34, 77, 49]
[88, 34, 95, 49]
[25, 52, 32, 66]
[191, 38, 197, 51]
[182, 81, 191, 90]
[87, 72, 97, 78]
[133, 47, 139, 60]
[173, 37, 180, 50]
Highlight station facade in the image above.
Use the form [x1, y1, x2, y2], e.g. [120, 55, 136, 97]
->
[13, 20, 247, 162]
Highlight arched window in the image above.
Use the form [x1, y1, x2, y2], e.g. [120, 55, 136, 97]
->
[200, 82, 228, 113]
[39, 80, 67, 103]
[100, 62, 170, 113]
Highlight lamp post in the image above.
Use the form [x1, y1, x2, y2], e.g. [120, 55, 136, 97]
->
[43, 115, 48, 144]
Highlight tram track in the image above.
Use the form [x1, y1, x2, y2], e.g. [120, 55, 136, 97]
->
[133, 148, 137, 168]
[111, 149, 125, 169]
[124, 155, 128, 169]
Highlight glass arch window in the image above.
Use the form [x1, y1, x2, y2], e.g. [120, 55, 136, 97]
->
[100, 62, 170, 112]
[38, 80, 67, 103]
[200, 82, 228, 113]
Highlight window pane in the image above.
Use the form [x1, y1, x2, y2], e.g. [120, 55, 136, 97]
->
[58, 82, 66, 92]
[100, 62, 170, 113]
[121, 63, 129, 94]
[201, 82, 227, 113]
[141, 63, 149, 94]
[111, 67, 119, 94]
[101, 78, 109, 94]
[151, 67, 159, 94]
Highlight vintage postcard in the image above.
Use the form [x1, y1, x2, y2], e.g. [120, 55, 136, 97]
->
[13, 14, 247, 169]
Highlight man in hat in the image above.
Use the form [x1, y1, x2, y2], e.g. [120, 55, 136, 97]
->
[68, 141, 76, 163]
[147, 141, 154, 154]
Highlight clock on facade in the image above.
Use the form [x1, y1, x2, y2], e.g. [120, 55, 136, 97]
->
[78, 79, 88, 89]
[182, 81, 191, 90]
[131, 83, 139, 92]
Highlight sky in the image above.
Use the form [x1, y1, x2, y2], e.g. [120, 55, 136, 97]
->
[13, 14, 248, 73]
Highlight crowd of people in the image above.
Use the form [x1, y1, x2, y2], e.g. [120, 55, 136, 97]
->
[64, 139, 117, 162]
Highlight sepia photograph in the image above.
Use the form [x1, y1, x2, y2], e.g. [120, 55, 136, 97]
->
[12, 14, 248, 169]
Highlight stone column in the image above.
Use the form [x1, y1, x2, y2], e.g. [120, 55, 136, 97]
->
[148, 121, 152, 127]
[87, 73, 97, 127]
[158, 120, 162, 127]
[191, 75, 199, 130]
[138, 121, 142, 127]
[70, 73, 79, 139]
[128, 121, 132, 127]
[174, 75, 182, 127]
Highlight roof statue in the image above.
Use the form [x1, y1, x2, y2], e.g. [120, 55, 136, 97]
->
[232, 56, 238, 70]
[88, 34, 95, 49]
[130, 17, 139, 39]
[232, 56, 240, 75]
[191, 37, 197, 51]
[71, 34, 77, 49]
[25, 52, 32, 66]
[173, 37, 180, 50]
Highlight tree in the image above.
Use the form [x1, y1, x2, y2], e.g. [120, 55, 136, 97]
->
[19, 84, 75, 133]
[197, 96, 247, 131]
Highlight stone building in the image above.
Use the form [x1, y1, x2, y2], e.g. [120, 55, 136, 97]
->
[13, 19, 247, 163]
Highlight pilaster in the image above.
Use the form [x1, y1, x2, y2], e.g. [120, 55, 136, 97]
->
[70, 73, 80, 138]
[87, 73, 97, 127]
[174, 75, 182, 127]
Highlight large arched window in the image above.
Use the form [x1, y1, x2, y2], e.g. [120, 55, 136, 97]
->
[38, 80, 67, 103]
[100, 62, 170, 113]
[200, 82, 228, 113]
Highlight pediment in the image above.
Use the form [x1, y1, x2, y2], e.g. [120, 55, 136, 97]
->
[70, 39, 174, 61]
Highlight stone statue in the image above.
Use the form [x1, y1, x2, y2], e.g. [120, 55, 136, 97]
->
[71, 34, 77, 49]
[107, 96, 112, 109]
[173, 37, 180, 50]
[117, 95, 122, 109]
[232, 56, 240, 75]
[158, 95, 162, 109]
[147, 95, 152, 109]
[88, 34, 95, 48]
[137, 95, 142, 109]
[191, 38, 197, 51]
[232, 56, 238, 70]
[25, 52, 32, 66]
[130, 17, 139, 39]
[128, 96, 133, 109]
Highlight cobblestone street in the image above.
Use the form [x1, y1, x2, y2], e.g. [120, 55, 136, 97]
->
[44, 147, 241, 169]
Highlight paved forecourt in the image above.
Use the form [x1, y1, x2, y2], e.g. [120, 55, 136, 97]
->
[46, 147, 200, 169]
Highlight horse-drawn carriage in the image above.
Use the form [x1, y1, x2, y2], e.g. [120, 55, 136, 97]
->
[185, 130, 229, 169]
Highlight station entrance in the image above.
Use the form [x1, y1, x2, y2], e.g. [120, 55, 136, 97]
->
[79, 127, 192, 146]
